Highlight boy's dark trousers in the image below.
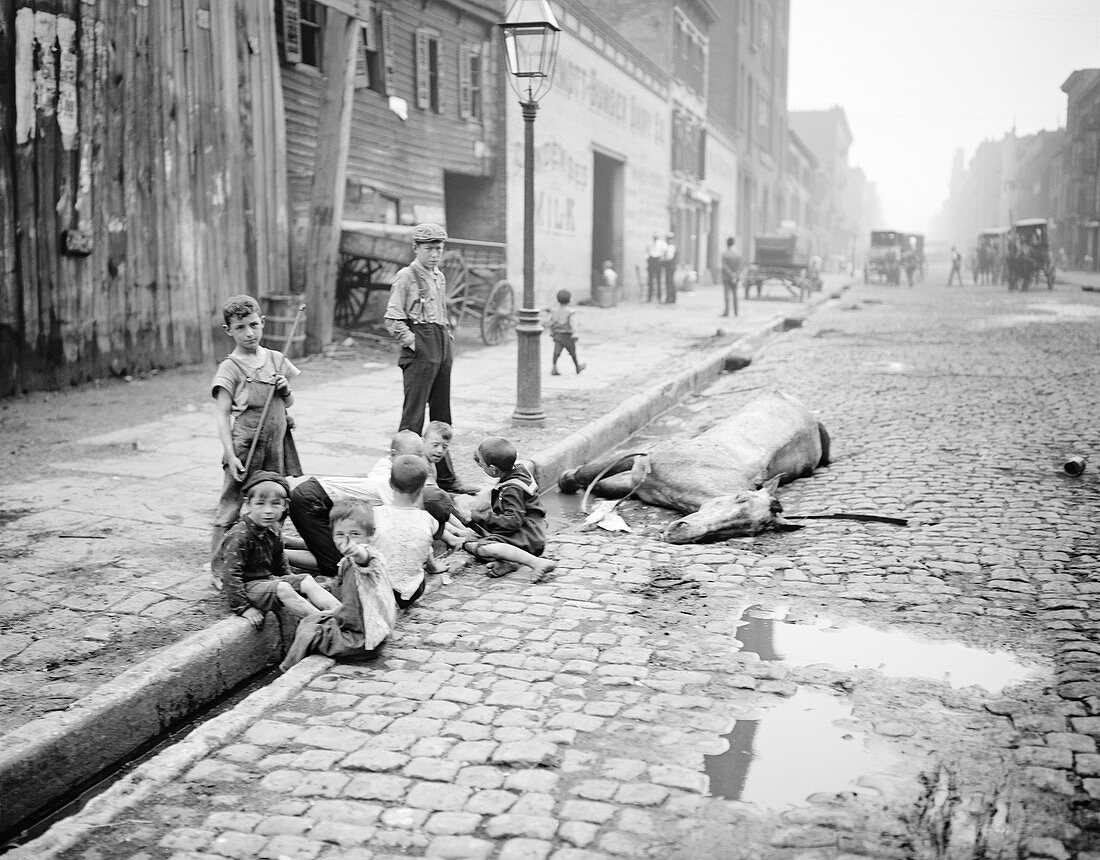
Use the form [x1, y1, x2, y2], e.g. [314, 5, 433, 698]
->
[397, 322, 460, 488]
[664, 262, 677, 303]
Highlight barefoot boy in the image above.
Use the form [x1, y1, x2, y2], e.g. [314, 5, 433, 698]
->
[463, 436, 556, 580]
[211, 295, 302, 557]
[214, 471, 340, 629]
[279, 499, 397, 672]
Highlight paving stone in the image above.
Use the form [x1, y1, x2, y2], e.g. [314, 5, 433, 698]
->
[406, 782, 473, 812]
[425, 811, 483, 835]
[498, 838, 555, 860]
[424, 835, 495, 859]
[484, 814, 558, 840]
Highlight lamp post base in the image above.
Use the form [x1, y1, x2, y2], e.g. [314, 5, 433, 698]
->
[511, 306, 545, 426]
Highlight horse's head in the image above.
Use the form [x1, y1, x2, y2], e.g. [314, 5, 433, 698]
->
[662, 477, 801, 544]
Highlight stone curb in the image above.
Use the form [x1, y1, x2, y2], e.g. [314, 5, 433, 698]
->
[0, 617, 282, 839]
[1, 284, 846, 846]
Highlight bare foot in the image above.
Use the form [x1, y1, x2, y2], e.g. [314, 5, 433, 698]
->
[487, 561, 520, 578]
[531, 560, 557, 583]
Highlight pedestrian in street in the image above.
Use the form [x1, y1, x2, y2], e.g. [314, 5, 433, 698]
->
[384, 223, 475, 495]
[460, 436, 557, 580]
[213, 471, 341, 631]
[645, 232, 667, 302]
[664, 232, 679, 303]
[548, 289, 585, 376]
[373, 454, 447, 608]
[948, 246, 964, 286]
[720, 237, 743, 317]
[210, 294, 302, 558]
[278, 498, 397, 672]
[286, 431, 458, 577]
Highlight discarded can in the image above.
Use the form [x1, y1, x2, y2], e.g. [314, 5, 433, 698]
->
[1064, 457, 1087, 476]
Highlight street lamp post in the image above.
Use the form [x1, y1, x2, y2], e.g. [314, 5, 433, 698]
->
[499, 0, 560, 426]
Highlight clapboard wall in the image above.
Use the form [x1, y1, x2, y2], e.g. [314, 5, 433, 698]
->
[280, 0, 505, 289]
[0, 0, 288, 397]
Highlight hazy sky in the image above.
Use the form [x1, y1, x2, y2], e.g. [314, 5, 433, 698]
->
[788, 0, 1100, 233]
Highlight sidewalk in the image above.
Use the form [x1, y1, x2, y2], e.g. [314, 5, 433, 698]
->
[1058, 267, 1100, 291]
[0, 274, 847, 837]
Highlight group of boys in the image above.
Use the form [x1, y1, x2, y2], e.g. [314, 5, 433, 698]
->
[208, 291, 556, 672]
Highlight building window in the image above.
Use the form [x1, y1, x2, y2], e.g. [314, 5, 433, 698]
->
[278, 0, 324, 68]
[755, 86, 771, 150]
[673, 11, 707, 97]
[355, 9, 386, 95]
[671, 110, 706, 180]
[459, 44, 483, 120]
[416, 28, 442, 112]
[760, 7, 772, 73]
[298, 0, 323, 69]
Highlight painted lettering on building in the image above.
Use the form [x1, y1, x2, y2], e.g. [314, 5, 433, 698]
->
[536, 191, 576, 233]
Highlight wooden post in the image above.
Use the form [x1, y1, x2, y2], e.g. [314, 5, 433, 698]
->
[302, 9, 358, 353]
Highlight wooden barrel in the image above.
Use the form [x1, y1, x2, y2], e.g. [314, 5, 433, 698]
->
[261, 294, 307, 358]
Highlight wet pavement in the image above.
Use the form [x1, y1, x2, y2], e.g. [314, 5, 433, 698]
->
[10, 267, 1100, 858]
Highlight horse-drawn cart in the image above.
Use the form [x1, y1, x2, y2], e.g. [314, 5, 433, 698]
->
[1007, 218, 1056, 291]
[336, 222, 516, 345]
[744, 233, 816, 302]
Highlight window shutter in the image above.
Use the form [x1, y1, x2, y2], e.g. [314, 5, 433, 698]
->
[415, 29, 430, 109]
[279, 0, 302, 65]
[458, 44, 471, 119]
[380, 8, 394, 94]
[354, 23, 369, 89]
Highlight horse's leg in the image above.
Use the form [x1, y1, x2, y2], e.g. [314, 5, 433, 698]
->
[559, 453, 640, 493]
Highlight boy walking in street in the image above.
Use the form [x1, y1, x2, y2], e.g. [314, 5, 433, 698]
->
[462, 436, 556, 581]
[548, 289, 585, 376]
[210, 295, 302, 557]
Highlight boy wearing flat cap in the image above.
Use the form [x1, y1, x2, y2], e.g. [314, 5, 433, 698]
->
[384, 223, 475, 494]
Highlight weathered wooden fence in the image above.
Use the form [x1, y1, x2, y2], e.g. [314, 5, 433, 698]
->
[0, 0, 289, 397]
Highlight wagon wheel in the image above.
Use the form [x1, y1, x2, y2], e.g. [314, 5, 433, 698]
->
[335, 253, 373, 329]
[439, 251, 469, 329]
[480, 280, 516, 345]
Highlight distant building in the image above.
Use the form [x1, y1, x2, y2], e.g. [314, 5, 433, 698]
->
[709, 0, 790, 268]
[789, 107, 856, 270]
[1060, 69, 1100, 270]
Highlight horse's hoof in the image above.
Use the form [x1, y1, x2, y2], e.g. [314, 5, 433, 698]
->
[558, 468, 582, 494]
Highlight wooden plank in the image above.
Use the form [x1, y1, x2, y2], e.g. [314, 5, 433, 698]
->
[302, 9, 359, 350]
[0, 0, 20, 395]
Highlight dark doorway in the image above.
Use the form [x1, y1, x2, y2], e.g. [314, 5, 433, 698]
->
[444, 172, 499, 241]
[591, 151, 624, 294]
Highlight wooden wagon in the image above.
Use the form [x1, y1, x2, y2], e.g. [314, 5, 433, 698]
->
[336, 222, 516, 345]
[745, 232, 815, 301]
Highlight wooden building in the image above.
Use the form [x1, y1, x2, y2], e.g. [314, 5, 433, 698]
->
[1, 0, 289, 398]
[0, 0, 506, 396]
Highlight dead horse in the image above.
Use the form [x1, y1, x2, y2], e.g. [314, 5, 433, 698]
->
[557, 389, 830, 543]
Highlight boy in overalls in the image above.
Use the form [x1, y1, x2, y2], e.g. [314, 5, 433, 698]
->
[210, 295, 302, 559]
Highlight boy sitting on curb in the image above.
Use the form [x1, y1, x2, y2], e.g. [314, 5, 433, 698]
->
[279, 498, 397, 672]
[213, 471, 340, 630]
[461, 436, 557, 581]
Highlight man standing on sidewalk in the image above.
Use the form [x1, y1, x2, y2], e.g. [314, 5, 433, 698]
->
[664, 232, 679, 303]
[384, 223, 472, 494]
[645, 232, 667, 302]
[720, 236, 742, 317]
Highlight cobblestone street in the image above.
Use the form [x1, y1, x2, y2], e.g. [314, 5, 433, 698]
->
[18, 272, 1100, 860]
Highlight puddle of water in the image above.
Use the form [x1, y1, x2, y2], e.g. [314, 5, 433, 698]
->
[705, 688, 884, 808]
[737, 606, 1037, 693]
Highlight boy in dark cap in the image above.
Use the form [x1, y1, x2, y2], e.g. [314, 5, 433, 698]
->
[384, 223, 476, 495]
[214, 470, 340, 630]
